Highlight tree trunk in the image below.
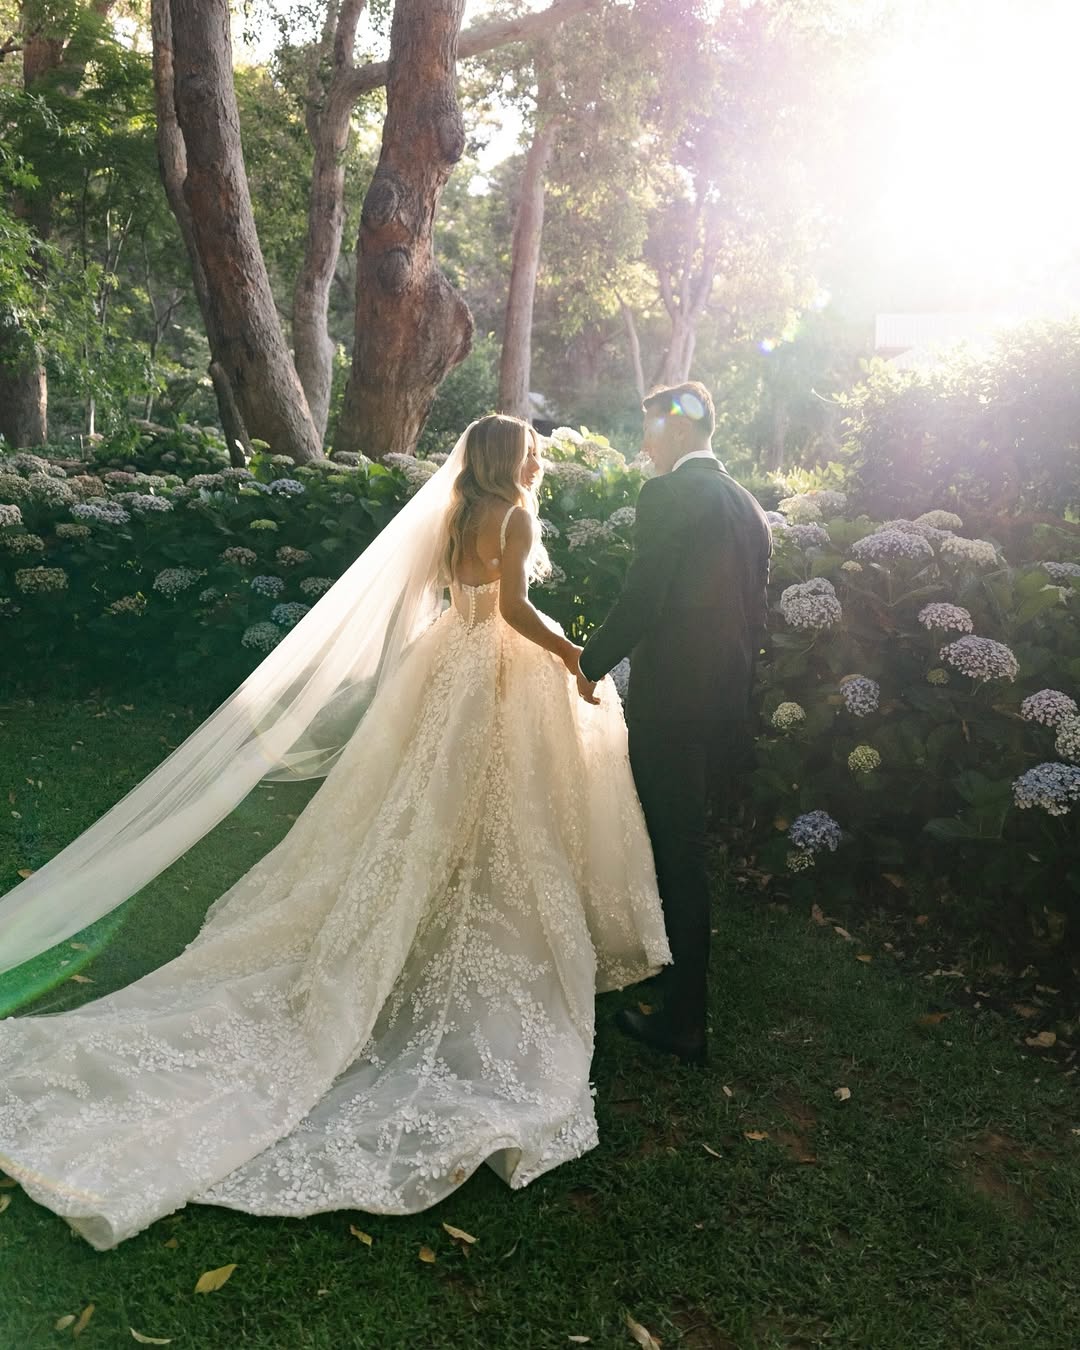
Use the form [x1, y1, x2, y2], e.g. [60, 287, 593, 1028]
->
[0, 332, 47, 445]
[497, 66, 560, 420]
[335, 0, 473, 458]
[292, 0, 368, 440]
[617, 295, 646, 403]
[161, 0, 322, 461]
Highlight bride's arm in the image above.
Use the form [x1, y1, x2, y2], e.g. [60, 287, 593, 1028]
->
[499, 508, 581, 674]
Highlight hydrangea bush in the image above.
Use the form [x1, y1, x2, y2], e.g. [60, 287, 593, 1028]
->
[2, 423, 1079, 969]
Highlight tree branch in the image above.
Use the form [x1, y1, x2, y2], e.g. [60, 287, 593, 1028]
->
[340, 0, 598, 103]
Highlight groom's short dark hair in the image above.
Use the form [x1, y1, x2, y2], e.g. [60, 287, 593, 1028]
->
[642, 381, 715, 440]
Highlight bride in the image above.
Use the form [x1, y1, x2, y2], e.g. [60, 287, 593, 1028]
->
[0, 414, 670, 1251]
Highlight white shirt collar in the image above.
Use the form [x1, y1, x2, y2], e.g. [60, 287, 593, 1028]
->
[671, 448, 718, 474]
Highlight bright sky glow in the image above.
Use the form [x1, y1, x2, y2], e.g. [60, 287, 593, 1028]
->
[866, 0, 1080, 312]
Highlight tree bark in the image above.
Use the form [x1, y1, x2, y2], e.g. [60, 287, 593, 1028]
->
[0, 332, 47, 445]
[497, 67, 561, 420]
[617, 294, 646, 402]
[335, 0, 473, 458]
[292, 0, 367, 440]
[161, 0, 322, 461]
[651, 199, 721, 387]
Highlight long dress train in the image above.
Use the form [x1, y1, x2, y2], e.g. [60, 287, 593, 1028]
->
[0, 572, 670, 1249]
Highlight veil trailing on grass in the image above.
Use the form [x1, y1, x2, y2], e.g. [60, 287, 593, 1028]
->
[0, 427, 475, 976]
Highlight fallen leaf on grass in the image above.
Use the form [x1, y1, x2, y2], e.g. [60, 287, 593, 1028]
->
[55, 1315, 76, 1331]
[349, 1225, 373, 1245]
[1025, 1031, 1057, 1048]
[568, 1337, 591, 1344]
[637, 1002, 654, 1015]
[69, 974, 94, 984]
[0, 1195, 10, 1215]
[881, 873, 905, 889]
[418, 1245, 436, 1263]
[625, 1313, 662, 1349]
[73, 1304, 95, 1337]
[702, 1143, 722, 1159]
[914, 914, 930, 925]
[16, 868, 33, 879]
[856, 954, 873, 963]
[163, 1237, 179, 1249]
[721, 1085, 733, 1099]
[834, 1087, 852, 1102]
[194, 1264, 237, 1294]
[131, 1330, 172, 1344]
[68, 941, 89, 950]
[0, 1176, 16, 1188]
[833, 926, 854, 942]
[743, 1131, 769, 1142]
[1012, 1004, 1039, 1019]
[916, 1012, 950, 1027]
[442, 1222, 477, 1244]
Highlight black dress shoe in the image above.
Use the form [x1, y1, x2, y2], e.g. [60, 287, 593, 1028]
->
[614, 1007, 708, 1067]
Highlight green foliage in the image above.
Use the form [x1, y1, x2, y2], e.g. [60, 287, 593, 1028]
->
[839, 319, 1080, 522]
[416, 334, 501, 457]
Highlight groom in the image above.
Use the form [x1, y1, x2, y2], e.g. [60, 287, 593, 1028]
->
[577, 381, 772, 1066]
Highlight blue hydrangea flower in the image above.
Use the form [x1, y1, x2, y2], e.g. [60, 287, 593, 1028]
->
[788, 811, 842, 854]
[940, 636, 1019, 683]
[270, 601, 311, 628]
[153, 567, 204, 596]
[781, 523, 831, 550]
[851, 529, 934, 563]
[241, 621, 283, 652]
[250, 574, 285, 597]
[1012, 762, 1080, 816]
[264, 478, 306, 495]
[72, 500, 131, 526]
[840, 675, 880, 716]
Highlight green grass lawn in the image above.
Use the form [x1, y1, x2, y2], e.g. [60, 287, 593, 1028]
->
[0, 691, 1077, 1350]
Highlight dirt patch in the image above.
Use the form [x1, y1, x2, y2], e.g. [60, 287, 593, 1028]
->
[952, 1129, 1052, 1219]
[669, 1296, 738, 1349]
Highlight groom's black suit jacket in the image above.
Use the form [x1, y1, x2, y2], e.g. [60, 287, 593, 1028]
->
[579, 455, 773, 725]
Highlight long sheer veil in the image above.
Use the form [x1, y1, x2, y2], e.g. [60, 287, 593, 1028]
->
[0, 426, 476, 975]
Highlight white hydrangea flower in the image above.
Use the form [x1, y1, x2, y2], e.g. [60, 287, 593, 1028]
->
[851, 529, 934, 563]
[780, 523, 830, 550]
[779, 577, 842, 630]
[787, 849, 815, 873]
[300, 575, 335, 598]
[937, 535, 1000, 568]
[542, 461, 598, 491]
[811, 490, 847, 516]
[2, 532, 44, 554]
[914, 510, 963, 531]
[566, 518, 613, 551]
[840, 560, 863, 574]
[105, 594, 147, 616]
[927, 668, 949, 686]
[777, 494, 822, 523]
[917, 603, 974, 633]
[940, 635, 1019, 683]
[539, 517, 561, 539]
[1054, 713, 1080, 764]
[1020, 689, 1078, 728]
[242, 621, 283, 652]
[1041, 560, 1080, 583]
[848, 745, 881, 774]
[153, 567, 205, 596]
[0, 502, 23, 527]
[538, 563, 567, 588]
[607, 506, 637, 530]
[771, 701, 806, 731]
[15, 565, 68, 592]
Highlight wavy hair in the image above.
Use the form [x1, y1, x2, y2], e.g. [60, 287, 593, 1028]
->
[444, 415, 551, 583]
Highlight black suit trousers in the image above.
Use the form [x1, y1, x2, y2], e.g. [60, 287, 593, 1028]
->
[627, 713, 751, 1033]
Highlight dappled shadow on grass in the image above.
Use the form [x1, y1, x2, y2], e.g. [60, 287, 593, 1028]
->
[1, 693, 1079, 1348]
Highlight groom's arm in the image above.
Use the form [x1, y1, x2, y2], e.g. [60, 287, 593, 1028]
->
[579, 476, 681, 682]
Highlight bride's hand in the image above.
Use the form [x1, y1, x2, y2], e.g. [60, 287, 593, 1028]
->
[560, 641, 585, 676]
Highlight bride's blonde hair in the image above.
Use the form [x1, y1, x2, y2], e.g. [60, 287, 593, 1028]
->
[444, 415, 551, 582]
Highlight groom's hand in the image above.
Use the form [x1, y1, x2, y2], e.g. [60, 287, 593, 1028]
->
[576, 669, 600, 705]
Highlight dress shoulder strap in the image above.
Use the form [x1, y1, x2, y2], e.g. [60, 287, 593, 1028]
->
[499, 504, 517, 556]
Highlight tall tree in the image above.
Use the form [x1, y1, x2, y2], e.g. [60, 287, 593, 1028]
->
[154, 0, 323, 462]
[334, 0, 473, 457]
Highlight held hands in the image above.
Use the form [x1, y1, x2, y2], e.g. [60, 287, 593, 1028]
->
[561, 642, 600, 706]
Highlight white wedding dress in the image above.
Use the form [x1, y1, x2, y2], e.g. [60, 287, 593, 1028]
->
[0, 515, 670, 1250]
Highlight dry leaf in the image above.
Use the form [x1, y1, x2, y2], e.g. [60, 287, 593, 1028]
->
[1026, 1031, 1057, 1048]
[418, 1245, 437, 1263]
[349, 1225, 373, 1246]
[833, 926, 854, 942]
[0, 1176, 17, 1188]
[130, 1330, 172, 1345]
[69, 974, 94, 984]
[834, 1087, 852, 1101]
[55, 1315, 76, 1331]
[743, 1130, 769, 1142]
[721, 1085, 733, 1099]
[68, 941, 89, 950]
[914, 914, 930, 925]
[568, 1338, 591, 1345]
[1012, 1004, 1039, 1019]
[810, 903, 827, 926]
[625, 1313, 662, 1349]
[856, 954, 873, 963]
[163, 1237, 179, 1249]
[194, 1263, 237, 1294]
[16, 868, 33, 879]
[1036, 984, 1060, 995]
[637, 1002, 654, 1015]
[881, 873, 905, 889]
[451, 1166, 467, 1183]
[0, 1194, 10, 1215]
[916, 1012, 949, 1026]
[73, 1304, 95, 1337]
[702, 1143, 722, 1159]
[442, 1222, 477, 1244]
